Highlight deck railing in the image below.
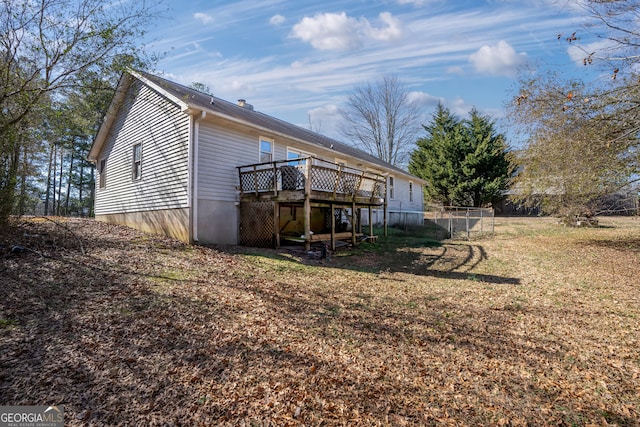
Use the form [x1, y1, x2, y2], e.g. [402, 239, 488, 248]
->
[237, 157, 386, 203]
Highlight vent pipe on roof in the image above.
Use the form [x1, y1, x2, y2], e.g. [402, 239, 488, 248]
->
[237, 99, 254, 111]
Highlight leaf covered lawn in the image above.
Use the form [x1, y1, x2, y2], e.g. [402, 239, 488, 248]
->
[1, 216, 639, 426]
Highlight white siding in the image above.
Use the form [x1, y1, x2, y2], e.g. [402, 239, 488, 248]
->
[196, 119, 424, 210]
[197, 122, 256, 201]
[388, 175, 423, 212]
[196, 123, 320, 201]
[95, 82, 190, 215]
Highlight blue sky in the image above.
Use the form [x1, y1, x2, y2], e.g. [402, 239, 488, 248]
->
[145, 0, 598, 144]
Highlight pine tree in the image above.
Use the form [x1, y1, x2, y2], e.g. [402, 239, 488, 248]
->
[459, 108, 515, 207]
[409, 104, 462, 205]
[409, 105, 515, 207]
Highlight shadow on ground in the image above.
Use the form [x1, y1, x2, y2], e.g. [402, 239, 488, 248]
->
[1, 218, 636, 425]
[237, 223, 521, 285]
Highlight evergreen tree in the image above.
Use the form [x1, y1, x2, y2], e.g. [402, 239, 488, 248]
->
[409, 104, 466, 206]
[409, 105, 515, 207]
[459, 108, 515, 207]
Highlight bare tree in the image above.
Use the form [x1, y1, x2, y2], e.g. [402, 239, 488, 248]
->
[507, 1, 640, 221]
[339, 75, 422, 167]
[562, 0, 640, 78]
[0, 0, 166, 221]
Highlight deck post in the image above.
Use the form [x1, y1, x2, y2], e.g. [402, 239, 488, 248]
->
[330, 204, 336, 251]
[332, 165, 342, 199]
[253, 165, 258, 196]
[368, 207, 373, 238]
[351, 200, 357, 246]
[304, 160, 312, 251]
[272, 162, 278, 196]
[383, 198, 388, 237]
[274, 201, 280, 248]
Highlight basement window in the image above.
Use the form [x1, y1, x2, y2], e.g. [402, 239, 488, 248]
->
[132, 143, 142, 180]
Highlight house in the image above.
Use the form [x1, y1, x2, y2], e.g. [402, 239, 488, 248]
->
[88, 70, 425, 249]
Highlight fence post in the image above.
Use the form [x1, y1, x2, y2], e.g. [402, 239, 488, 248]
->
[466, 210, 470, 240]
[491, 209, 495, 236]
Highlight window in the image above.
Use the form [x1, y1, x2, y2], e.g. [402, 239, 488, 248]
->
[287, 148, 312, 165]
[132, 143, 142, 180]
[259, 137, 273, 163]
[409, 181, 413, 202]
[99, 159, 106, 189]
[389, 176, 395, 199]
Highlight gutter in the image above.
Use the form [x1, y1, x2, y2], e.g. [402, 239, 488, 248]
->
[189, 110, 206, 243]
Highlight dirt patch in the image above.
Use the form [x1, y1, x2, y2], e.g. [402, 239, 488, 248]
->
[1, 216, 639, 425]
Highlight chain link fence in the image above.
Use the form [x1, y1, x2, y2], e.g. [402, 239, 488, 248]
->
[425, 207, 495, 240]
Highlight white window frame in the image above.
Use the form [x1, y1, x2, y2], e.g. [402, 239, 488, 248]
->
[389, 176, 395, 199]
[409, 181, 413, 202]
[132, 143, 142, 180]
[287, 147, 313, 165]
[259, 137, 273, 163]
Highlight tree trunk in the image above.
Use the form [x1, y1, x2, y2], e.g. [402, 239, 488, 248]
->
[17, 143, 28, 215]
[56, 147, 64, 215]
[65, 151, 74, 215]
[51, 144, 58, 216]
[0, 141, 20, 222]
[78, 164, 84, 216]
[89, 166, 95, 217]
[44, 143, 54, 216]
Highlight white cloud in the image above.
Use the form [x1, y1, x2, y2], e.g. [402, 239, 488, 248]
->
[291, 12, 362, 50]
[306, 104, 342, 137]
[408, 91, 443, 108]
[368, 12, 403, 42]
[468, 40, 527, 77]
[447, 66, 465, 76]
[567, 39, 613, 65]
[290, 11, 403, 51]
[396, 0, 439, 5]
[193, 12, 213, 24]
[270, 14, 285, 26]
[448, 97, 475, 116]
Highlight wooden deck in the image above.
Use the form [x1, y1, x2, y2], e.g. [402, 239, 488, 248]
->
[237, 157, 388, 250]
[237, 157, 386, 206]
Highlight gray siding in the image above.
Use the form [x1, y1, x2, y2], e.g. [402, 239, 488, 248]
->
[197, 122, 254, 201]
[95, 82, 190, 215]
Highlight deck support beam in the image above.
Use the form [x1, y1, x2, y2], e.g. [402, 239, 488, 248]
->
[351, 200, 357, 246]
[304, 161, 312, 251]
[383, 198, 388, 237]
[330, 204, 336, 251]
[274, 201, 280, 248]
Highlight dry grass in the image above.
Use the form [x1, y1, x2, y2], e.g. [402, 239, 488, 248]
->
[1, 216, 639, 426]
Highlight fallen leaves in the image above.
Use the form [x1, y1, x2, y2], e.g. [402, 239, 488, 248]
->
[0, 216, 639, 425]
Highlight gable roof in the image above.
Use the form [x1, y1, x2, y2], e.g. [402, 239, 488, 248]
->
[89, 70, 421, 180]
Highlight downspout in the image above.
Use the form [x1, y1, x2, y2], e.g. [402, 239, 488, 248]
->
[190, 110, 206, 243]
